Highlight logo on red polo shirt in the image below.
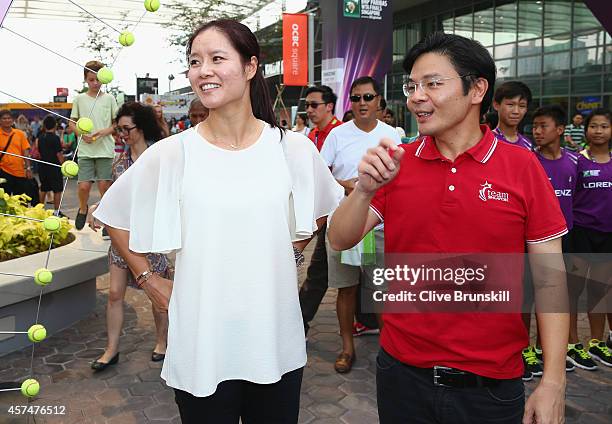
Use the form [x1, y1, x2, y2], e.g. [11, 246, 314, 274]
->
[479, 181, 509, 202]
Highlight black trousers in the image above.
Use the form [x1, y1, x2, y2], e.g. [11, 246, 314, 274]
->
[376, 349, 525, 424]
[174, 367, 303, 424]
[299, 223, 328, 332]
[0, 169, 38, 206]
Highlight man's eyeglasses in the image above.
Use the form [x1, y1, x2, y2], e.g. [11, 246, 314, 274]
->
[305, 102, 328, 109]
[115, 125, 137, 134]
[349, 93, 379, 103]
[402, 75, 473, 98]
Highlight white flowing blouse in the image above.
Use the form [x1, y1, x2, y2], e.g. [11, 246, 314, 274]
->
[93, 121, 344, 396]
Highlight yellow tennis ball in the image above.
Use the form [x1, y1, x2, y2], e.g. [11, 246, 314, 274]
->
[34, 268, 53, 286]
[76, 117, 94, 134]
[97, 67, 114, 84]
[21, 379, 39, 397]
[119, 31, 135, 47]
[61, 161, 79, 178]
[27, 324, 47, 343]
[43, 216, 61, 233]
[144, 0, 160, 12]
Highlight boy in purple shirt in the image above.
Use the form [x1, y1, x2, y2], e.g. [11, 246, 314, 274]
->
[492, 81, 533, 150]
[533, 106, 578, 233]
[570, 108, 612, 368]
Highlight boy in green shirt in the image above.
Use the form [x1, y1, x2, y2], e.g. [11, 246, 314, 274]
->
[70, 60, 118, 229]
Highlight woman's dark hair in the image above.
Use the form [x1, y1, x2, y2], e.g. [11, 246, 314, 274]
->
[186, 19, 280, 131]
[342, 110, 354, 122]
[43, 115, 56, 131]
[403, 31, 496, 116]
[116, 102, 163, 142]
[584, 108, 611, 129]
[296, 113, 308, 126]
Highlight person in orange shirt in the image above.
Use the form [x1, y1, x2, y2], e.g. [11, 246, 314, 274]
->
[0, 110, 33, 201]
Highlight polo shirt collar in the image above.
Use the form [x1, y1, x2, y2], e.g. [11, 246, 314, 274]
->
[415, 125, 498, 164]
[315, 116, 339, 136]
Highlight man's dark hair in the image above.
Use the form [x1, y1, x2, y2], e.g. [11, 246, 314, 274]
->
[305, 85, 337, 114]
[493, 81, 532, 105]
[385, 108, 395, 118]
[532, 105, 567, 127]
[349, 76, 381, 96]
[403, 32, 496, 115]
[0, 109, 13, 119]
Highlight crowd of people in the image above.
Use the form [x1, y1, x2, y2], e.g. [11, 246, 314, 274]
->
[1, 18, 610, 424]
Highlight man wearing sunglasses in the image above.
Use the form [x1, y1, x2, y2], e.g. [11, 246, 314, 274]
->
[298, 85, 343, 338]
[321, 76, 401, 373]
[328, 32, 567, 424]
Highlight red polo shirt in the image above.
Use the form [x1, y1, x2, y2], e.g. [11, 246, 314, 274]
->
[308, 116, 341, 151]
[370, 125, 566, 379]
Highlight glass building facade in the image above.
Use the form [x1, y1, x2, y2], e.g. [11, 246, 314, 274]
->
[389, 0, 611, 136]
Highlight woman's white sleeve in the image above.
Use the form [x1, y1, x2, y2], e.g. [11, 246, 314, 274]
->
[286, 135, 344, 241]
[92, 141, 183, 253]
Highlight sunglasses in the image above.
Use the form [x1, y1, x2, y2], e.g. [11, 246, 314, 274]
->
[304, 102, 328, 109]
[349, 93, 379, 103]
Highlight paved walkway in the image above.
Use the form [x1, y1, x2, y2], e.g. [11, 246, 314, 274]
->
[0, 180, 610, 423]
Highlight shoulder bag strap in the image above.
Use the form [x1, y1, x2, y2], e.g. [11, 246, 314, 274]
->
[0, 133, 16, 163]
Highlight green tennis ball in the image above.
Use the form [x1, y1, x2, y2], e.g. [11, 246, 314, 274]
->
[97, 67, 114, 84]
[61, 161, 79, 178]
[119, 31, 135, 47]
[76, 117, 94, 134]
[21, 379, 39, 397]
[43, 216, 61, 233]
[144, 0, 160, 12]
[28, 324, 47, 343]
[34, 268, 53, 286]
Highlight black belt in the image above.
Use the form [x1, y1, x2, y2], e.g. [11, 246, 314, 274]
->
[431, 365, 503, 388]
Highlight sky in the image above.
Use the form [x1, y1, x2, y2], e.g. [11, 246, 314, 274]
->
[0, 0, 307, 104]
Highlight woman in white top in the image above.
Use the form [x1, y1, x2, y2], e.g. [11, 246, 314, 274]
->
[292, 113, 310, 136]
[93, 19, 343, 423]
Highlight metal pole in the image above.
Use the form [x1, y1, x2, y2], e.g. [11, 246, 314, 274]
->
[308, 12, 315, 86]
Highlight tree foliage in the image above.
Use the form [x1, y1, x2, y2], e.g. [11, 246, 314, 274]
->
[78, 11, 129, 65]
[162, 0, 272, 62]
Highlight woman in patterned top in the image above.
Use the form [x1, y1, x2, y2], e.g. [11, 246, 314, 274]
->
[88, 102, 171, 370]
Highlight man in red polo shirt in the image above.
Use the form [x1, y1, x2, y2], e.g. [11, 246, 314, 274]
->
[305, 85, 342, 152]
[328, 32, 567, 424]
[299, 85, 343, 335]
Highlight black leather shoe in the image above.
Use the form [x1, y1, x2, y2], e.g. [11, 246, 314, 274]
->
[91, 352, 119, 371]
[151, 352, 166, 362]
[75, 209, 87, 230]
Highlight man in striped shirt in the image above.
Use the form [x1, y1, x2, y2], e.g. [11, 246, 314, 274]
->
[563, 113, 586, 151]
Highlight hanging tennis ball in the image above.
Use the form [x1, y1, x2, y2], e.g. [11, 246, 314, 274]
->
[119, 31, 135, 47]
[144, 0, 160, 12]
[27, 324, 47, 343]
[34, 268, 53, 286]
[76, 117, 94, 134]
[61, 161, 79, 178]
[97, 67, 114, 84]
[21, 379, 39, 397]
[43, 216, 61, 233]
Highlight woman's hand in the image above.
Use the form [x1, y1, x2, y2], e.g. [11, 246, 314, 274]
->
[143, 274, 173, 312]
[87, 204, 101, 231]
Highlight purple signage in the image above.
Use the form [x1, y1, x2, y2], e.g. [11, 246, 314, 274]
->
[321, 0, 393, 115]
